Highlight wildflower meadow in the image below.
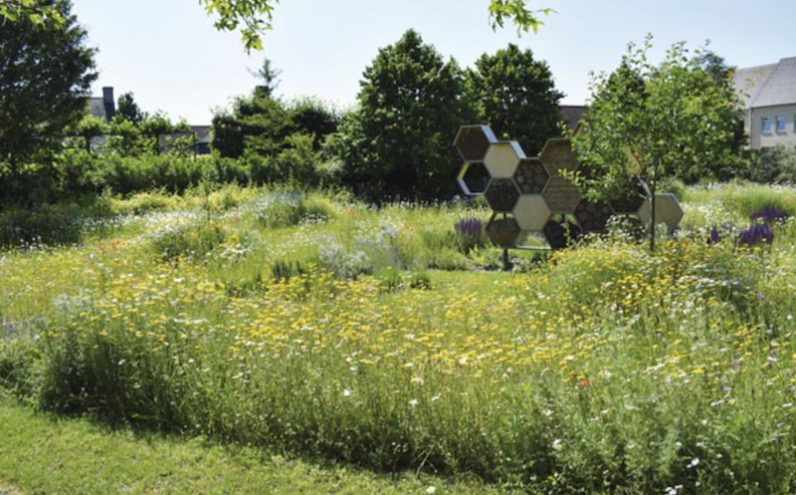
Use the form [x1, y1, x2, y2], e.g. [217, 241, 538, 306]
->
[3, 183, 796, 493]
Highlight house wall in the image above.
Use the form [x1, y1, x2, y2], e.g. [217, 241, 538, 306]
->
[750, 104, 796, 149]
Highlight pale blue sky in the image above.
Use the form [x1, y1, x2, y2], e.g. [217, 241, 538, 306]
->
[71, 0, 796, 124]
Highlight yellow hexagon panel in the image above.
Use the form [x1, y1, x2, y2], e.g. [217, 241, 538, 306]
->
[513, 194, 551, 232]
[637, 193, 685, 234]
[484, 141, 525, 179]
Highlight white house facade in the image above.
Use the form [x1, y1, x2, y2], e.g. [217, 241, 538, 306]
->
[734, 57, 796, 150]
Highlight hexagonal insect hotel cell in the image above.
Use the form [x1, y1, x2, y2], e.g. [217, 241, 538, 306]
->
[513, 158, 550, 194]
[454, 125, 498, 162]
[484, 141, 526, 179]
[574, 200, 614, 233]
[457, 162, 492, 196]
[539, 139, 580, 176]
[485, 179, 521, 213]
[486, 215, 522, 248]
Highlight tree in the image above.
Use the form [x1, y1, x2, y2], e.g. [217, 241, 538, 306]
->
[0, 0, 96, 173]
[117, 92, 146, 124]
[287, 97, 340, 150]
[71, 113, 108, 152]
[572, 37, 743, 251]
[470, 44, 563, 156]
[330, 30, 477, 201]
[212, 59, 339, 159]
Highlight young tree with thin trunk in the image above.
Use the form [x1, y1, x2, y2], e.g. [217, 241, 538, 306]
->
[572, 36, 743, 252]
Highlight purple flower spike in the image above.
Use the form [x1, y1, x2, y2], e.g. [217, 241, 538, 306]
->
[738, 223, 774, 247]
[708, 227, 721, 245]
[455, 218, 484, 237]
[751, 207, 789, 224]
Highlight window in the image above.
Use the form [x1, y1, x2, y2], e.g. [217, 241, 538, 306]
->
[762, 117, 772, 135]
[776, 115, 787, 134]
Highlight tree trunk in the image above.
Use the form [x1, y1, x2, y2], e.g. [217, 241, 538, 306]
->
[649, 160, 658, 253]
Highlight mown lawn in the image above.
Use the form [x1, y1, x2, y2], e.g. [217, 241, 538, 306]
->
[0, 396, 513, 495]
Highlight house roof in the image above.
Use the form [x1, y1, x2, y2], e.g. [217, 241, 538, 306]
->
[560, 105, 587, 130]
[89, 97, 113, 121]
[734, 57, 796, 109]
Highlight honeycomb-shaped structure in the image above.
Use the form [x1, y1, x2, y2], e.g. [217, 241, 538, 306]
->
[574, 200, 613, 233]
[513, 158, 550, 194]
[513, 195, 551, 232]
[454, 125, 497, 162]
[486, 215, 522, 248]
[543, 176, 582, 214]
[610, 192, 647, 215]
[452, 126, 684, 251]
[540, 139, 580, 176]
[457, 162, 491, 196]
[543, 219, 583, 250]
[484, 141, 525, 179]
[485, 179, 521, 213]
[611, 177, 651, 214]
[637, 193, 685, 234]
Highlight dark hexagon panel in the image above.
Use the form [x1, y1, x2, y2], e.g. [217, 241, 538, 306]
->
[485, 179, 521, 213]
[454, 125, 498, 162]
[486, 215, 522, 248]
[610, 177, 650, 214]
[574, 200, 613, 233]
[513, 158, 550, 194]
[542, 176, 582, 214]
[457, 162, 491, 196]
[539, 139, 580, 176]
[543, 219, 583, 250]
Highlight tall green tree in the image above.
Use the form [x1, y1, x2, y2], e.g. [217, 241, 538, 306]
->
[330, 30, 477, 201]
[470, 44, 563, 156]
[572, 37, 743, 251]
[116, 92, 146, 124]
[0, 0, 96, 173]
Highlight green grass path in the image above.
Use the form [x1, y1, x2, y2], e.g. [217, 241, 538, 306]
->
[0, 399, 516, 495]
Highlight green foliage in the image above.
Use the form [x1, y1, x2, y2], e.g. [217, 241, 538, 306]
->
[67, 113, 109, 153]
[470, 44, 563, 155]
[375, 266, 403, 292]
[198, 0, 276, 52]
[271, 259, 307, 282]
[741, 146, 796, 184]
[572, 37, 744, 250]
[192, 0, 550, 52]
[0, 0, 63, 25]
[116, 92, 146, 124]
[573, 37, 744, 199]
[150, 220, 228, 261]
[253, 193, 336, 229]
[330, 30, 477, 201]
[0, 0, 96, 189]
[488, 0, 553, 34]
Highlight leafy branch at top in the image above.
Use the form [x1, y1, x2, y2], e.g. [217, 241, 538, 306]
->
[0, 0, 63, 25]
[488, 0, 553, 34]
[1, 0, 553, 52]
